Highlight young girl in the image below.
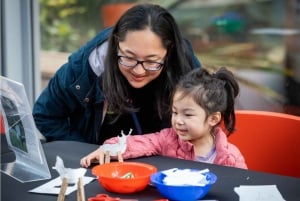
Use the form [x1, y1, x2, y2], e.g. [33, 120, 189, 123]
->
[80, 67, 247, 169]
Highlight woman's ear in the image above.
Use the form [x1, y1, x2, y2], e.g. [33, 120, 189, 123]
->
[208, 112, 221, 126]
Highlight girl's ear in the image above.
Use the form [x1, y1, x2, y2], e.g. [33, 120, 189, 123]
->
[208, 112, 221, 127]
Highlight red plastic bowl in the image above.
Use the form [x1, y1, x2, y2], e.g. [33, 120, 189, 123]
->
[92, 162, 157, 193]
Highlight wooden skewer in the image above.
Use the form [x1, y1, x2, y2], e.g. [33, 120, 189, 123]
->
[77, 177, 85, 201]
[77, 184, 80, 201]
[57, 177, 68, 201]
[117, 151, 123, 162]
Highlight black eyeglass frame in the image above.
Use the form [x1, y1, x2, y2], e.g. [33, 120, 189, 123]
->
[117, 55, 164, 71]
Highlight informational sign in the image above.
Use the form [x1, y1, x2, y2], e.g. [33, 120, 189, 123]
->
[0, 76, 51, 183]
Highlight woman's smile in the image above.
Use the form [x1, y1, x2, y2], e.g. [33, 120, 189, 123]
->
[131, 73, 146, 82]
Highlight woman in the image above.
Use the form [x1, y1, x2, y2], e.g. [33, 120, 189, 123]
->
[33, 3, 201, 144]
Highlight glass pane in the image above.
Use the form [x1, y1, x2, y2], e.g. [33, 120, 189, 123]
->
[39, 0, 300, 116]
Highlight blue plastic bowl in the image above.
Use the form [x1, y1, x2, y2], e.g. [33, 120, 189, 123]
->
[150, 170, 217, 201]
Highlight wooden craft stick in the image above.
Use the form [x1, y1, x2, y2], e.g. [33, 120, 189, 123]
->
[117, 151, 123, 162]
[57, 177, 68, 201]
[77, 177, 85, 201]
[104, 151, 110, 164]
[77, 185, 80, 201]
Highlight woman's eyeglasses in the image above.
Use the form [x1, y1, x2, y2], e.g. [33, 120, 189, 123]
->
[117, 55, 164, 71]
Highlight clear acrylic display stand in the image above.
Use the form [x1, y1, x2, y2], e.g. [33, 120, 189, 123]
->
[0, 76, 51, 183]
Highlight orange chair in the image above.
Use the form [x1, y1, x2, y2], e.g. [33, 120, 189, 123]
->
[228, 110, 300, 178]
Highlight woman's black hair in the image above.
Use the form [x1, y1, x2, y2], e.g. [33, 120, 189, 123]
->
[102, 3, 196, 120]
[174, 67, 240, 135]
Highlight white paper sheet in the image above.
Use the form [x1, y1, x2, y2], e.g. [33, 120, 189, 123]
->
[234, 185, 286, 201]
[29, 176, 95, 195]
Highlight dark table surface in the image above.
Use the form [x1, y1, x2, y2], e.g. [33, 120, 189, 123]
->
[1, 141, 300, 201]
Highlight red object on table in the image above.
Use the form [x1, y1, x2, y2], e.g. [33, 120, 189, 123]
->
[88, 194, 138, 201]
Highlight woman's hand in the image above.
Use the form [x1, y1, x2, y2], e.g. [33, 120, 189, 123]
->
[80, 148, 105, 168]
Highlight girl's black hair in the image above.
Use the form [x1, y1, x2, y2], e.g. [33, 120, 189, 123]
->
[102, 3, 196, 120]
[174, 67, 239, 135]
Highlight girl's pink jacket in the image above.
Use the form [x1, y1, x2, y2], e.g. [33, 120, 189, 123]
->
[105, 127, 247, 169]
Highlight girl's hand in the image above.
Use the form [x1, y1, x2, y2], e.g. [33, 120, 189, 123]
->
[80, 148, 105, 168]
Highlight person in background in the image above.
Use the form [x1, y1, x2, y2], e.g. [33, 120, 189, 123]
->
[33, 3, 201, 144]
[80, 67, 247, 169]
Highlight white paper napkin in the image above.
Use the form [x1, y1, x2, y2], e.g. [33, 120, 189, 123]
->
[162, 168, 210, 186]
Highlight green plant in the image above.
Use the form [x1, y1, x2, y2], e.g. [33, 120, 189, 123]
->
[39, 0, 102, 52]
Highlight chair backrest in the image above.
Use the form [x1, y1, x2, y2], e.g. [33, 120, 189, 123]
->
[228, 110, 300, 178]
